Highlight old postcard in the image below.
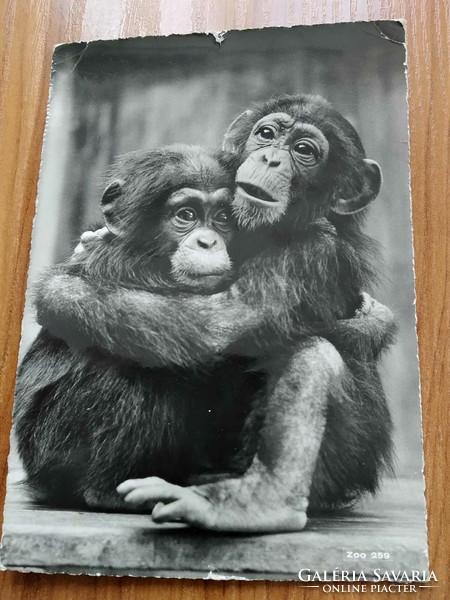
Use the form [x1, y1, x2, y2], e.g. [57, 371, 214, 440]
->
[0, 21, 429, 584]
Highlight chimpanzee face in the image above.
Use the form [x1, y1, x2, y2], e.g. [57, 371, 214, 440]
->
[234, 112, 330, 227]
[222, 95, 383, 231]
[162, 187, 235, 288]
[100, 146, 237, 292]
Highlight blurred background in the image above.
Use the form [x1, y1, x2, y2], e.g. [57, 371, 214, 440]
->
[19, 22, 422, 477]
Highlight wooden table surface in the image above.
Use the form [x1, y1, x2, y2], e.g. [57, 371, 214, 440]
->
[0, 1, 448, 599]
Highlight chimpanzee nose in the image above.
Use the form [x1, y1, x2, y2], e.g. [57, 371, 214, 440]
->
[197, 232, 217, 249]
[262, 148, 281, 167]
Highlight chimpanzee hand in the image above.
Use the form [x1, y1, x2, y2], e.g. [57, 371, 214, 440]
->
[356, 291, 392, 321]
[327, 292, 396, 360]
[72, 227, 112, 258]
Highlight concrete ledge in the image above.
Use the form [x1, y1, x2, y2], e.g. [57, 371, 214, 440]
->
[1, 476, 428, 579]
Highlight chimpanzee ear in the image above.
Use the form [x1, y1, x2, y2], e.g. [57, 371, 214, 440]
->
[332, 159, 382, 215]
[222, 110, 255, 154]
[101, 179, 125, 235]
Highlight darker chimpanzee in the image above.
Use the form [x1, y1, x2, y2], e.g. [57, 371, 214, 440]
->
[17, 96, 396, 531]
[14, 145, 270, 509]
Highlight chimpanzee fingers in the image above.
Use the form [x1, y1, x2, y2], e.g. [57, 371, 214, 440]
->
[117, 476, 181, 495]
[72, 231, 99, 256]
[122, 489, 155, 506]
[356, 293, 395, 327]
[151, 500, 186, 523]
[94, 226, 111, 240]
[370, 302, 394, 324]
[122, 487, 180, 506]
[72, 242, 85, 256]
[117, 478, 215, 526]
[151, 493, 214, 527]
[80, 231, 99, 243]
[118, 478, 186, 506]
[74, 228, 112, 257]
[71, 230, 104, 259]
[116, 478, 148, 494]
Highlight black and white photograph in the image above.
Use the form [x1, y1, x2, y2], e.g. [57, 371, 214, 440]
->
[0, 21, 428, 579]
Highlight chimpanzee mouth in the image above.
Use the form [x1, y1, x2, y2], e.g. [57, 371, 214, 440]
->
[236, 183, 278, 204]
[175, 259, 233, 280]
[189, 267, 230, 278]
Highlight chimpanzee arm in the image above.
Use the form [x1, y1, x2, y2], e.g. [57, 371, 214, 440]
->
[38, 222, 394, 367]
[35, 271, 263, 369]
[230, 223, 396, 361]
[228, 293, 396, 362]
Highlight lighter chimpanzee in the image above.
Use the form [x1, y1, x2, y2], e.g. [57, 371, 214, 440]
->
[114, 95, 397, 531]
[16, 96, 396, 532]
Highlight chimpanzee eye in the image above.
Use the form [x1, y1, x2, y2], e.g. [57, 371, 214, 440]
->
[214, 210, 230, 223]
[255, 125, 276, 141]
[175, 208, 197, 222]
[293, 139, 320, 163]
[214, 209, 230, 224]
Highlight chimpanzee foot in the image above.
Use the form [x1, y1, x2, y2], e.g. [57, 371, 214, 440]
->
[117, 474, 307, 532]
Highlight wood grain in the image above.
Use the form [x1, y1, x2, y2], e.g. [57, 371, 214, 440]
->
[0, 0, 448, 598]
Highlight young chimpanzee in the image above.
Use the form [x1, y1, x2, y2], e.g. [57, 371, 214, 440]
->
[15, 145, 269, 509]
[19, 95, 396, 531]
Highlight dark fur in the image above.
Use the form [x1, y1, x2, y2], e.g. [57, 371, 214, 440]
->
[15, 331, 263, 506]
[221, 95, 395, 508]
[15, 98, 396, 513]
[15, 146, 262, 507]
